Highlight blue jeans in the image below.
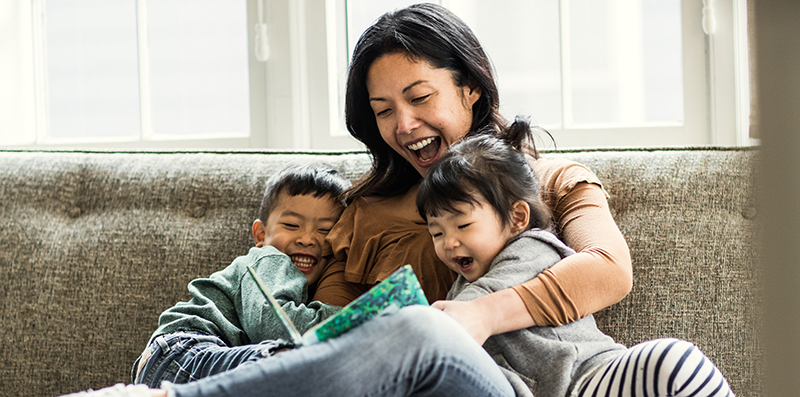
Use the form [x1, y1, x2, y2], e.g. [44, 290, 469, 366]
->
[133, 332, 293, 387]
[138, 306, 514, 397]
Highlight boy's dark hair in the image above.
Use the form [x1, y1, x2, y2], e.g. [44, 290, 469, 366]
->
[259, 163, 352, 222]
[416, 118, 551, 231]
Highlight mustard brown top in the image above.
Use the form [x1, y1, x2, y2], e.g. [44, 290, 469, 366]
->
[314, 158, 632, 327]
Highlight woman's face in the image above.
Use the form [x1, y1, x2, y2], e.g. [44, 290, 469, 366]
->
[366, 53, 482, 178]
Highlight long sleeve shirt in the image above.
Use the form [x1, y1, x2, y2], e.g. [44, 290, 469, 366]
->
[315, 158, 632, 327]
[152, 246, 341, 346]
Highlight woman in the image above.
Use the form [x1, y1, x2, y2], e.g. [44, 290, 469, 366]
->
[83, 4, 632, 397]
[314, 2, 631, 345]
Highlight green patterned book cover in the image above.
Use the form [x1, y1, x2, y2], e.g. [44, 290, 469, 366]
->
[248, 264, 428, 346]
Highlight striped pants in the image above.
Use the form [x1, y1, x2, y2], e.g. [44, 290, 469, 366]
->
[576, 338, 733, 396]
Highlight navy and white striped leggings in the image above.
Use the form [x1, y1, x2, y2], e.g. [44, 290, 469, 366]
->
[576, 338, 734, 396]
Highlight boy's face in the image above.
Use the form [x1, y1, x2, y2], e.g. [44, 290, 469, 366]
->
[426, 198, 517, 282]
[253, 192, 344, 286]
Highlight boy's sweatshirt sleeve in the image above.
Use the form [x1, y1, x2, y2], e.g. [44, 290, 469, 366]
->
[153, 246, 340, 346]
[239, 247, 342, 342]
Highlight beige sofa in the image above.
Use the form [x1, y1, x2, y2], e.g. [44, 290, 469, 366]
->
[0, 147, 761, 396]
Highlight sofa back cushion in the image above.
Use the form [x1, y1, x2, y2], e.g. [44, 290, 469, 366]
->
[0, 148, 760, 397]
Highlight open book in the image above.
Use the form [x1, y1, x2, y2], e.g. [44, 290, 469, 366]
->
[247, 264, 428, 345]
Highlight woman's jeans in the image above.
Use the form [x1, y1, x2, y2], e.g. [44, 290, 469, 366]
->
[134, 306, 514, 397]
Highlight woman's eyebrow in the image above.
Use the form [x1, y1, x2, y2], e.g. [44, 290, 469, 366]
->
[401, 80, 427, 94]
[369, 80, 428, 102]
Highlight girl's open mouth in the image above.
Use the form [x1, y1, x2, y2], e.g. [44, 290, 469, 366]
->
[455, 256, 474, 272]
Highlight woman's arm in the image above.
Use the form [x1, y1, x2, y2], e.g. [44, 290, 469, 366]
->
[434, 173, 632, 343]
[512, 181, 632, 325]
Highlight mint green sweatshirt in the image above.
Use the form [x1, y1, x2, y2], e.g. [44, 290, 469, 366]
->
[151, 246, 341, 346]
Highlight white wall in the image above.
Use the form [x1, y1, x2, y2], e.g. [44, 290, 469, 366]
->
[754, 1, 800, 395]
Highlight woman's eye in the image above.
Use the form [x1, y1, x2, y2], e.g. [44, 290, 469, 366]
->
[375, 108, 392, 117]
[412, 94, 431, 103]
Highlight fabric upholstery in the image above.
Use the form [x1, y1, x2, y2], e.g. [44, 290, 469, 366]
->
[0, 148, 761, 397]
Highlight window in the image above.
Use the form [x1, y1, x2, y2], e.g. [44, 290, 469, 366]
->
[1, 0, 257, 148]
[336, 0, 753, 149]
[1, 0, 751, 150]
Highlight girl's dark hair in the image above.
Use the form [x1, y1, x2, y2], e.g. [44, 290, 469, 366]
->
[259, 163, 352, 222]
[416, 117, 551, 231]
[344, 3, 506, 202]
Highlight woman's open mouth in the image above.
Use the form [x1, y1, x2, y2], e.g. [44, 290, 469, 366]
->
[407, 137, 442, 164]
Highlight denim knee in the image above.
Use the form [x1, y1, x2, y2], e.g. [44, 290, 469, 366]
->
[387, 306, 478, 356]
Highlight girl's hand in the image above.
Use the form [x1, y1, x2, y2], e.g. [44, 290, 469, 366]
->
[432, 299, 496, 345]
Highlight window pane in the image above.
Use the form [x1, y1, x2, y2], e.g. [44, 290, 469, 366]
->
[568, 0, 683, 126]
[0, 1, 36, 144]
[44, 0, 141, 139]
[344, 0, 684, 131]
[448, 0, 563, 127]
[147, 0, 250, 136]
[346, 0, 435, 61]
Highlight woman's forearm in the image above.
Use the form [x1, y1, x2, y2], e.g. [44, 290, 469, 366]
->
[514, 181, 632, 326]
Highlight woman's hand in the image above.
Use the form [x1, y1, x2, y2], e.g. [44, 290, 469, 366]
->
[432, 299, 495, 345]
[432, 288, 535, 345]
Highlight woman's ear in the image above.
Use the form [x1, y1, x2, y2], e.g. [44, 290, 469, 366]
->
[462, 80, 482, 109]
[509, 201, 530, 233]
[252, 220, 266, 247]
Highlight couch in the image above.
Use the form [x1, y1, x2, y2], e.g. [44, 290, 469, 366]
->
[0, 147, 761, 397]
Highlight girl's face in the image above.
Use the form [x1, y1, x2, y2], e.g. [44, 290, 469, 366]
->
[426, 197, 518, 282]
[366, 53, 482, 178]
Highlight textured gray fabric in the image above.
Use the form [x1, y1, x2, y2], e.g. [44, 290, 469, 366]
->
[0, 148, 761, 397]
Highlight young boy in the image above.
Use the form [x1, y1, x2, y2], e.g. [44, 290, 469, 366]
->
[132, 163, 350, 388]
[416, 125, 734, 397]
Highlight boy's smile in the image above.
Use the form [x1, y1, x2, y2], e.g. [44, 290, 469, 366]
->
[253, 192, 344, 286]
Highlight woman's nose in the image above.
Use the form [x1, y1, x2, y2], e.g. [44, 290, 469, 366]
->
[395, 106, 420, 135]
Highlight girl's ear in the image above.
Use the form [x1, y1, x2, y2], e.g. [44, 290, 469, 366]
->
[509, 201, 531, 233]
[252, 220, 266, 247]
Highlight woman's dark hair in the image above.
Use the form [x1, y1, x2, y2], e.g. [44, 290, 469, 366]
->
[259, 163, 351, 222]
[416, 118, 551, 231]
[344, 3, 506, 202]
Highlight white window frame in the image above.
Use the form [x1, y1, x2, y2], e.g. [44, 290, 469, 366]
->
[298, 0, 755, 150]
[6, 0, 268, 149]
[3, 0, 753, 150]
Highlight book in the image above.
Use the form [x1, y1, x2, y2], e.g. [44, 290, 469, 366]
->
[247, 264, 428, 345]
